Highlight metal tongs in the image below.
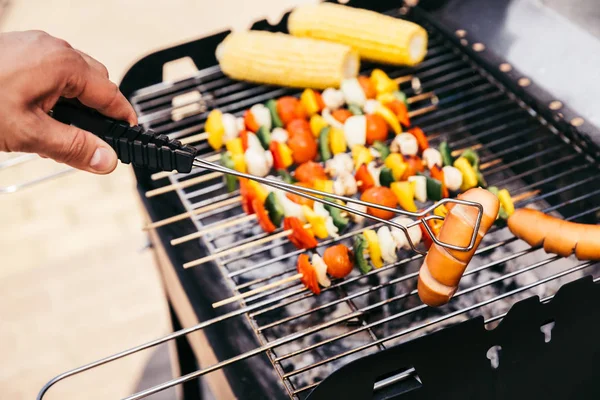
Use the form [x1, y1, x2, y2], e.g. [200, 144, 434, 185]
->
[48, 98, 483, 254]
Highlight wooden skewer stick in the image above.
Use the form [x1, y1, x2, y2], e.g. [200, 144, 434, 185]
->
[451, 143, 483, 157]
[171, 214, 257, 246]
[143, 195, 242, 230]
[406, 91, 435, 105]
[480, 158, 503, 171]
[150, 153, 221, 181]
[146, 171, 223, 198]
[183, 224, 311, 269]
[512, 189, 541, 203]
[180, 132, 208, 145]
[394, 75, 413, 85]
[212, 273, 303, 308]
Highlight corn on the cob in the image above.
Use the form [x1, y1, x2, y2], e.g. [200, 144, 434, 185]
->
[216, 31, 360, 89]
[288, 3, 428, 66]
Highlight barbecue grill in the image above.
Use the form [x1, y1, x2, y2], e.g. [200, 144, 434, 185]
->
[36, 0, 600, 399]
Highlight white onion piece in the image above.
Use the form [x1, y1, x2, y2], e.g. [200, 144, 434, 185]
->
[377, 226, 398, 264]
[312, 254, 331, 288]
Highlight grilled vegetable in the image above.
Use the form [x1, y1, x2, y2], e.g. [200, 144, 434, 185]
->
[265, 192, 284, 227]
[271, 127, 289, 144]
[391, 181, 417, 212]
[439, 141, 454, 167]
[332, 171, 358, 196]
[278, 97, 307, 126]
[244, 109, 260, 133]
[321, 88, 345, 110]
[409, 175, 427, 202]
[329, 127, 347, 155]
[313, 179, 335, 198]
[256, 126, 271, 149]
[363, 229, 383, 269]
[372, 141, 390, 161]
[217, 31, 359, 89]
[358, 76, 377, 99]
[295, 161, 327, 184]
[384, 99, 410, 127]
[390, 217, 422, 250]
[460, 148, 480, 169]
[429, 165, 449, 198]
[341, 78, 367, 107]
[332, 109, 354, 124]
[365, 114, 388, 145]
[393, 90, 408, 106]
[284, 217, 317, 249]
[231, 153, 246, 174]
[277, 169, 295, 184]
[324, 200, 349, 231]
[422, 148, 442, 170]
[220, 152, 237, 192]
[454, 156, 478, 191]
[498, 189, 515, 216]
[314, 202, 339, 237]
[288, 129, 318, 164]
[351, 144, 372, 170]
[286, 182, 314, 208]
[423, 174, 443, 201]
[325, 152, 353, 177]
[391, 133, 418, 156]
[240, 129, 249, 152]
[250, 104, 272, 132]
[249, 180, 269, 204]
[323, 244, 353, 278]
[442, 165, 462, 192]
[374, 103, 401, 134]
[384, 153, 407, 181]
[297, 254, 320, 295]
[302, 205, 328, 239]
[301, 88, 324, 116]
[266, 99, 283, 128]
[312, 254, 331, 288]
[310, 114, 329, 138]
[408, 127, 428, 152]
[245, 146, 270, 177]
[379, 167, 395, 187]
[239, 179, 255, 215]
[361, 186, 398, 220]
[319, 127, 332, 161]
[371, 69, 399, 94]
[225, 138, 243, 155]
[378, 226, 398, 264]
[354, 164, 375, 192]
[348, 103, 363, 116]
[476, 170, 488, 188]
[353, 235, 371, 274]
[403, 155, 425, 180]
[206, 109, 225, 150]
[269, 141, 293, 169]
[253, 198, 276, 233]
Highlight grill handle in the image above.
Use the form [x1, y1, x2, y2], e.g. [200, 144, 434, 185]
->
[51, 99, 197, 173]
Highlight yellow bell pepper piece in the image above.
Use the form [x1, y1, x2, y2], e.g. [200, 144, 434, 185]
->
[384, 153, 407, 181]
[301, 89, 320, 116]
[206, 109, 225, 150]
[433, 204, 449, 218]
[498, 189, 515, 216]
[370, 69, 399, 95]
[352, 145, 373, 170]
[225, 138, 244, 155]
[278, 142, 294, 168]
[310, 114, 329, 138]
[329, 127, 346, 155]
[248, 180, 269, 204]
[313, 179, 334, 197]
[454, 157, 478, 191]
[374, 104, 401, 135]
[390, 181, 417, 212]
[376, 92, 396, 105]
[363, 229, 383, 269]
[302, 205, 328, 239]
[231, 153, 247, 173]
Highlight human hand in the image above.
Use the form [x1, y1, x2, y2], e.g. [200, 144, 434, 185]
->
[0, 31, 137, 174]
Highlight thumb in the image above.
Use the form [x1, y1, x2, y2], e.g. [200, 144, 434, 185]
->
[39, 114, 118, 174]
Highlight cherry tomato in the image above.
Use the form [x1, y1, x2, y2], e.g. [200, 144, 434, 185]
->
[354, 164, 375, 193]
[277, 96, 307, 125]
[297, 254, 320, 295]
[286, 182, 314, 208]
[358, 76, 377, 99]
[294, 161, 327, 184]
[288, 131, 317, 164]
[360, 186, 398, 220]
[244, 110, 259, 132]
[365, 114, 388, 145]
[323, 244, 353, 278]
[252, 198, 276, 233]
[402, 155, 425, 180]
[331, 109, 353, 123]
[287, 118, 312, 138]
[284, 217, 318, 249]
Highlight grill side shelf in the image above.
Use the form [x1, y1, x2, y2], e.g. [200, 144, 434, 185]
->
[307, 276, 600, 400]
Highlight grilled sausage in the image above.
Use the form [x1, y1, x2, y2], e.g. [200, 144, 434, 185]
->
[418, 188, 500, 307]
[507, 208, 600, 260]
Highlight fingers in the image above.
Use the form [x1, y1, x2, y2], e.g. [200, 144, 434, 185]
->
[61, 51, 138, 126]
[36, 112, 118, 174]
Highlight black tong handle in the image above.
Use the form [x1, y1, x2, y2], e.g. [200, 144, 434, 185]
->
[51, 99, 197, 173]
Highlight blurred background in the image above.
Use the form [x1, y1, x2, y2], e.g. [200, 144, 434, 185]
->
[0, 0, 314, 399]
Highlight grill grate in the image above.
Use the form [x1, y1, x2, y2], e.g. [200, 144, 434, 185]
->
[121, 9, 600, 399]
[36, 5, 600, 400]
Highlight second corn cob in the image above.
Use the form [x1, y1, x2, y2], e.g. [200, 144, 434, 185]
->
[288, 3, 428, 67]
[216, 31, 360, 90]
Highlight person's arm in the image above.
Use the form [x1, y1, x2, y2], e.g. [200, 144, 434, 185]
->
[0, 30, 137, 174]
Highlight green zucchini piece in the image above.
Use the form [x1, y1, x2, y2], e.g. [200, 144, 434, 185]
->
[324, 199, 349, 232]
[460, 148, 480, 169]
[348, 104, 363, 115]
[353, 235, 372, 274]
[476, 169, 487, 188]
[379, 167, 395, 187]
[487, 186, 508, 220]
[257, 125, 271, 150]
[372, 141, 390, 161]
[439, 141, 454, 167]
[266, 99, 283, 128]
[425, 175, 443, 201]
[277, 169, 295, 184]
[393, 90, 408, 106]
[264, 192, 284, 227]
[319, 126, 332, 162]
[220, 152, 237, 192]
